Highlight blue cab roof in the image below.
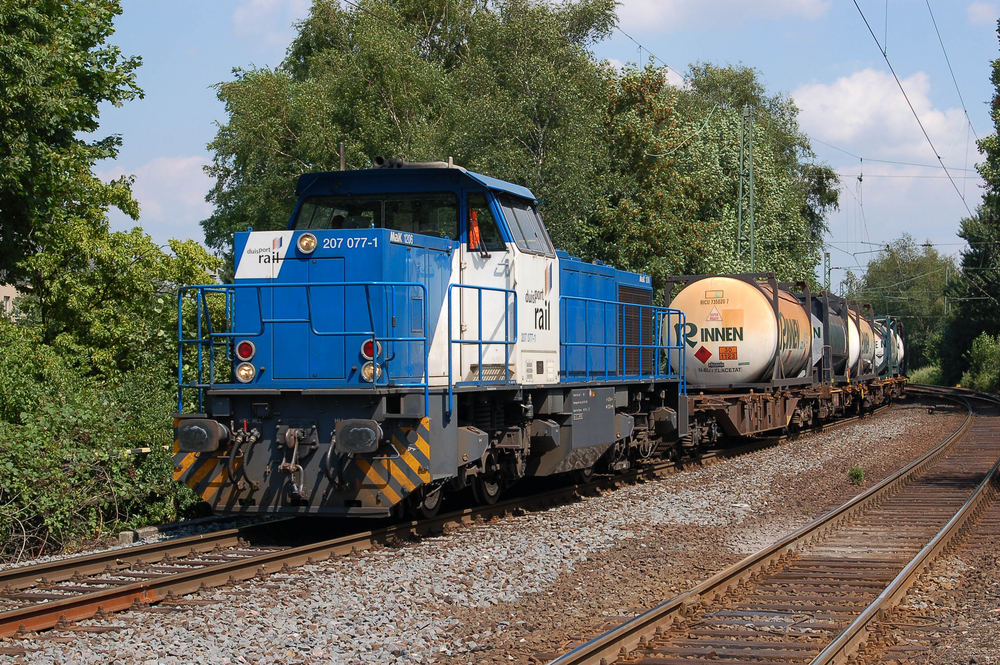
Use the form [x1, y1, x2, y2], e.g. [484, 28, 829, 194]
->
[294, 167, 537, 202]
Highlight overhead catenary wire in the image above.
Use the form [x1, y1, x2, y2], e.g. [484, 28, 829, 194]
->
[835, 173, 981, 180]
[924, 0, 981, 144]
[645, 104, 719, 158]
[612, 25, 684, 81]
[811, 137, 977, 173]
[852, 0, 974, 218]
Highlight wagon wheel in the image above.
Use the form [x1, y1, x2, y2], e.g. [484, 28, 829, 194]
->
[574, 464, 596, 484]
[472, 453, 502, 505]
[407, 484, 444, 520]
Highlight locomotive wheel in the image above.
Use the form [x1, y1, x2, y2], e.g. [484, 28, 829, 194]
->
[574, 464, 595, 483]
[408, 485, 443, 520]
[472, 472, 501, 505]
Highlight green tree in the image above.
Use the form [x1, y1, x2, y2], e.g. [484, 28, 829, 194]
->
[940, 21, 1000, 383]
[578, 65, 727, 282]
[959, 332, 1000, 392]
[204, 0, 454, 258]
[201, 4, 837, 286]
[842, 235, 955, 370]
[0, 0, 142, 284]
[442, 0, 615, 247]
[0, 1, 221, 559]
[202, 0, 617, 262]
[17, 225, 221, 377]
[580, 63, 838, 287]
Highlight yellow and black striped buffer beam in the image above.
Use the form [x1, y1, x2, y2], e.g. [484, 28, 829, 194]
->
[173, 445, 229, 504]
[355, 417, 432, 506]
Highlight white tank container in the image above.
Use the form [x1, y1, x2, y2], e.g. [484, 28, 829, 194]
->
[846, 315, 860, 372]
[669, 276, 811, 387]
[856, 313, 875, 374]
[874, 323, 888, 373]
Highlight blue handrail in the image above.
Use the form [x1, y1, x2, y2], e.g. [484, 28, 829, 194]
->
[446, 283, 518, 414]
[559, 295, 687, 393]
[177, 281, 430, 415]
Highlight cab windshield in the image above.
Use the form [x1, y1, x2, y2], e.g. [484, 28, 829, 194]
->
[293, 193, 459, 239]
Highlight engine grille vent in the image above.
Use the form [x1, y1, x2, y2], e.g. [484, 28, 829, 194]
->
[619, 285, 654, 376]
[466, 364, 515, 382]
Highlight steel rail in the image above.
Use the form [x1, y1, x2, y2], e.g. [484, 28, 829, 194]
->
[0, 399, 900, 640]
[0, 519, 290, 593]
[812, 399, 1000, 664]
[547, 388, 973, 665]
[0, 463, 669, 638]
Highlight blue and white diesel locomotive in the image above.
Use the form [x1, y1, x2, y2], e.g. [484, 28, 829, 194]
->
[174, 159, 689, 518]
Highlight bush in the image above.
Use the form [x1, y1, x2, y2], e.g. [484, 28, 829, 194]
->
[959, 333, 1000, 394]
[0, 321, 200, 562]
[908, 364, 944, 386]
[848, 466, 865, 485]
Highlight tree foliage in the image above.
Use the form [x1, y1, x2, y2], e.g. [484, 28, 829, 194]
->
[842, 235, 955, 371]
[577, 63, 837, 287]
[17, 224, 221, 378]
[0, 0, 142, 284]
[0, 321, 201, 560]
[939, 22, 1000, 384]
[959, 332, 1000, 392]
[201, 1, 836, 286]
[0, 1, 221, 560]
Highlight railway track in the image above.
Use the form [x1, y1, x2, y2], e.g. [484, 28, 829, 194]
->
[858, 454, 1000, 663]
[548, 385, 1000, 665]
[0, 399, 899, 644]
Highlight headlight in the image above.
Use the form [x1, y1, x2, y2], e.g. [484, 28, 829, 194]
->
[235, 362, 256, 383]
[297, 232, 318, 254]
[360, 361, 382, 382]
[236, 340, 256, 361]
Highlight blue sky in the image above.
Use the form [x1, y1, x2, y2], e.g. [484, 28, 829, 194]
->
[96, 0, 999, 291]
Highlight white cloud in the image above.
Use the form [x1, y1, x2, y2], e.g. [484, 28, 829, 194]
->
[967, 1, 999, 26]
[99, 156, 213, 244]
[792, 68, 973, 167]
[232, 0, 310, 47]
[793, 69, 982, 262]
[616, 0, 830, 32]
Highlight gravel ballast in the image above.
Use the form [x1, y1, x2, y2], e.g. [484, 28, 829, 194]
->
[0, 398, 967, 665]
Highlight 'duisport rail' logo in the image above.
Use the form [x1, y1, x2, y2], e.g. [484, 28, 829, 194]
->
[235, 231, 294, 279]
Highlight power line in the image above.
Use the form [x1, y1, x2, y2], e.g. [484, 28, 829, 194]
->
[852, 0, 974, 218]
[612, 26, 684, 82]
[835, 172, 981, 180]
[645, 104, 719, 158]
[924, 0, 981, 144]
[811, 137, 977, 172]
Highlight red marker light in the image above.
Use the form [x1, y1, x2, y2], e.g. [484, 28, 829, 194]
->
[236, 340, 256, 361]
[361, 339, 381, 360]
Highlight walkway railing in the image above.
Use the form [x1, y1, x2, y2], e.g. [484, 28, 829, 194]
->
[560, 295, 687, 393]
[177, 281, 429, 415]
[446, 283, 518, 414]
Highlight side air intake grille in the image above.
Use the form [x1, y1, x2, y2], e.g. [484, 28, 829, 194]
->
[619, 286, 654, 376]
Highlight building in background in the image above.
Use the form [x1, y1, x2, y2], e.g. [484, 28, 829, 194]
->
[0, 284, 17, 317]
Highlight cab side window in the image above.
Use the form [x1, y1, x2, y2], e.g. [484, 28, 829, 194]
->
[497, 194, 554, 256]
[385, 195, 457, 239]
[467, 193, 507, 252]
